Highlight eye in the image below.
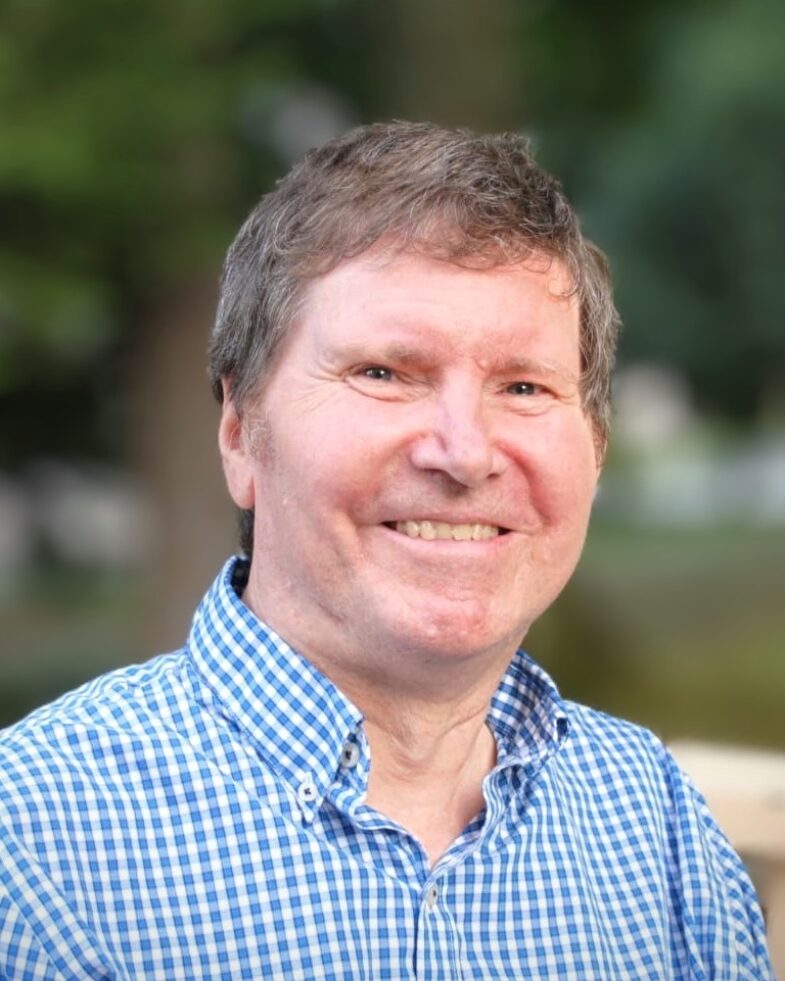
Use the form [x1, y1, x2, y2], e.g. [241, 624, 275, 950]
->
[360, 365, 394, 381]
[506, 381, 541, 396]
[345, 363, 425, 402]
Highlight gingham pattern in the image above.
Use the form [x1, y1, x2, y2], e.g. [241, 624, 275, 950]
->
[0, 557, 773, 980]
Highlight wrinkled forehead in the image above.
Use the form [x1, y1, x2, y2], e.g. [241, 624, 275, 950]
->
[280, 248, 581, 381]
[297, 234, 578, 312]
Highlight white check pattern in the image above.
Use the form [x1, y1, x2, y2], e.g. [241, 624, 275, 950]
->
[0, 557, 773, 979]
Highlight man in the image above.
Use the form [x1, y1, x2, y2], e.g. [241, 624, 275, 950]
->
[0, 122, 772, 979]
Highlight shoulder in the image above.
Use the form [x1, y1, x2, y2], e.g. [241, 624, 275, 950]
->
[554, 701, 772, 975]
[557, 700, 675, 795]
[563, 697, 662, 752]
[1, 649, 185, 729]
[0, 651, 189, 799]
[557, 699, 722, 835]
[552, 702, 746, 893]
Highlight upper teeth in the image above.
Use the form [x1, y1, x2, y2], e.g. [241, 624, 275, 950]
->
[394, 520, 500, 541]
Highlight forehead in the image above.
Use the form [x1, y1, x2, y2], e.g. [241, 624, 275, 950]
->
[285, 248, 579, 372]
[303, 246, 575, 324]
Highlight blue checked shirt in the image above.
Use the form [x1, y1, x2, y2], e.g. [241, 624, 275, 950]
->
[0, 557, 773, 979]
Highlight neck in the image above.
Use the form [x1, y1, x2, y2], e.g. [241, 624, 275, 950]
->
[242, 565, 516, 864]
[363, 694, 497, 795]
[341, 676, 502, 867]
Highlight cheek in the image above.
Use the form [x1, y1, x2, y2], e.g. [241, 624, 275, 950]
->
[519, 420, 598, 521]
[274, 417, 387, 520]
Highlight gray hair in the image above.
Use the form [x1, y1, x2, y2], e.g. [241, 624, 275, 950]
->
[208, 121, 621, 553]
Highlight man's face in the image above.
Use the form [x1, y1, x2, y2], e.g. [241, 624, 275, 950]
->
[226, 250, 599, 676]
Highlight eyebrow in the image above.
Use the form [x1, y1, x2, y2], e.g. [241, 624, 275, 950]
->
[486, 355, 580, 386]
[328, 341, 430, 367]
[330, 342, 579, 386]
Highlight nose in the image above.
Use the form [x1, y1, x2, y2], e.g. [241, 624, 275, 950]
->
[409, 385, 505, 488]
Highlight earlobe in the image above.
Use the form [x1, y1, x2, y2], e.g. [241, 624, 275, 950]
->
[218, 391, 256, 510]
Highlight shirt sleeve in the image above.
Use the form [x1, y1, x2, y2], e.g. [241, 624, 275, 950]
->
[658, 742, 775, 980]
[0, 828, 114, 981]
[0, 894, 64, 981]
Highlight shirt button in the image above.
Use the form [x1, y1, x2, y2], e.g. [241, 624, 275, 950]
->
[425, 885, 438, 909]
[339, 741, 360, 769]
[297, 777, 317, 805]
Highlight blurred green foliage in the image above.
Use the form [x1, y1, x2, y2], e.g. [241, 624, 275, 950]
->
[0, 0, 372, 463]
[529, 523, 785, 748]
[581, 0, 785, 418]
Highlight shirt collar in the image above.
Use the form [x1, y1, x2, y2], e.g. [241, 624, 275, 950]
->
[187, 556, 569, 800]
[487, 649, 570, 767]
[187, 556, 364, 806]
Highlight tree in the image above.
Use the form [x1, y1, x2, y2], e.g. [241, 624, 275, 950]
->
[577, 0, 785, 418]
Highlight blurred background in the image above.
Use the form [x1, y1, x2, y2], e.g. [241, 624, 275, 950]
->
[1, 0, 783, 748]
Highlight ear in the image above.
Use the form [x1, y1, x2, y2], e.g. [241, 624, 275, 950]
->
[218, 381, 256, 510]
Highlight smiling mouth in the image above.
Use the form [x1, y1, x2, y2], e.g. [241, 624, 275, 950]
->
[384, 520, 508, 541]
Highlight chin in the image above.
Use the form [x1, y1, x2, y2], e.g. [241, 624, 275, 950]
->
[383, 600, 522, 663]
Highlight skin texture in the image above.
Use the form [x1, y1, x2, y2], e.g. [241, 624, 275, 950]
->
[220, 249, 600, 861]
